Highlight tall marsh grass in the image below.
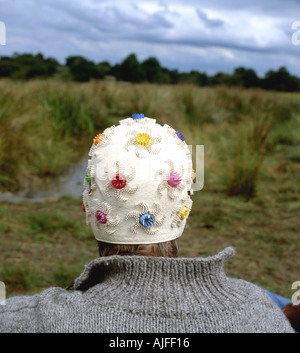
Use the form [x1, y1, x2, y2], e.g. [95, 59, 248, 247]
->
[0, 79, 299, 200]
[224, 112, 275, 200]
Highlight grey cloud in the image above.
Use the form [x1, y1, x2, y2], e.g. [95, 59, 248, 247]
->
[196, 9, 224, 28]
[46, 1, 173, 40]
[133, 28, 293, 57]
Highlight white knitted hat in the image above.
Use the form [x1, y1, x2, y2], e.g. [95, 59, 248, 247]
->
[82, 114, 194, 244]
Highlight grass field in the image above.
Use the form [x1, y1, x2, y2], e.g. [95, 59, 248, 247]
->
[0, 78, 299, 299]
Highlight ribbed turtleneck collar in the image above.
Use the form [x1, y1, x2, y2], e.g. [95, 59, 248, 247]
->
[68, 247, 251, 318]
[72, 247, 235, 291]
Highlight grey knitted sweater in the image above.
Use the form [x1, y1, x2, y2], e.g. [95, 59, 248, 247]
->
[0, 247, 294, 333]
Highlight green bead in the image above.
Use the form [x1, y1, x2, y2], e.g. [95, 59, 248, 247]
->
[84, 173, 91, 184]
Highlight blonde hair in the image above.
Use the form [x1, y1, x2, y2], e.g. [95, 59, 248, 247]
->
[97, 240, 179, 258]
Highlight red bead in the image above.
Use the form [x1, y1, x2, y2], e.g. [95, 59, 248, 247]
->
[111, 174, 127, 189]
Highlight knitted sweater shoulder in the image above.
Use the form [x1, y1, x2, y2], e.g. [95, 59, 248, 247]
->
[0, 247, 294, 333]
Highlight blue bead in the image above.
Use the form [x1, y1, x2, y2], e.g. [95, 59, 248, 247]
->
[139, 213, 154, 228]
[175, 130, 185, 141]
[132, 113, 144, 120]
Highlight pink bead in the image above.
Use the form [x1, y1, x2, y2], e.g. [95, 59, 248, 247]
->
[167, 172, 181, 187]
[95, 211, 107, 224]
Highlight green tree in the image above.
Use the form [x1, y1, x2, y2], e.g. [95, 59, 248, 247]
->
[0, 57, 16, 77]
[116, 53, 144, 82]
[66, 56, 102, 82]
[141, 57, 162, 82]
[233, 67, 259, 88]
[262, 66, 300, 92]
[2, 53, 59, 79]
[168, 69, 180, 84]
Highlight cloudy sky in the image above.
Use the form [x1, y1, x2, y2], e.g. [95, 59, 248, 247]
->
[0, 0, 300, 76]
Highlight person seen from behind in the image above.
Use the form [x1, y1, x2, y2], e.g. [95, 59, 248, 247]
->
[0, 115, 298, 333]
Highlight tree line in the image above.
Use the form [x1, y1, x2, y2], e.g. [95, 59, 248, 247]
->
[0, 52, 299, 92]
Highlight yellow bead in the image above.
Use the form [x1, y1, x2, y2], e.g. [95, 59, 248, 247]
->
[136, 133, 152, 147]
[180, 206, 189, 219]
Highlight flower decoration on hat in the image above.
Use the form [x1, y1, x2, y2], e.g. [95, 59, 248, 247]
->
[103, 161, 138, 201]
[170, 197, 192, 228]
[139, 213, 155, 228]
[92, 200, 120, 234]
[95, 210, 107, 223]
[93, 133, 105, 146]
[168, 172, 182, 188]
[136, 132, 151, 147]
[111, 174, 127, 189]
[126, 126, 162, 158]
[88, 126, 116, 158]
[163, 124, 188, 150]
[84, 173, 91, 185]
[180, 206, 189, 219]
[84, 173, 92, 193]
[84, 164, 96, 195]
[175, 130, 185, 141]
[120, 116, 156, 126]
[132, 113, 144, 121]
[126, 202, 165, 235]
[157, 160, 187, 200]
